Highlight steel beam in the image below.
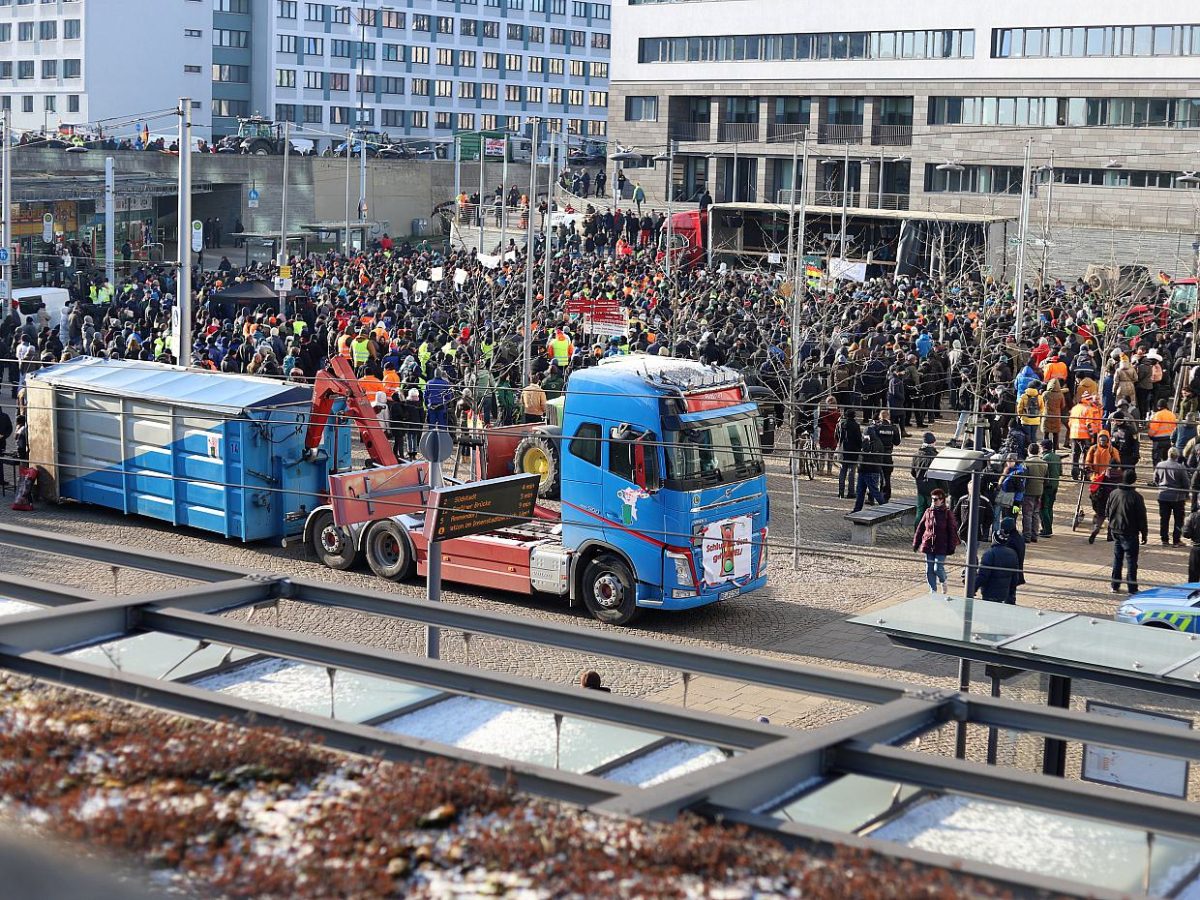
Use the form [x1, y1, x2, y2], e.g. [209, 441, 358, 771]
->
[831, 741, 1200, 841]
[0, 523, 255, 583]
[593, 696, 947, 819]
[290, 578, 911, 705]
[964, 693, 1200, 761]
[0, 579, 273, 651]
[142, 607, 784, 751]
[4, 649, 623, 808]
[0, 572, 105, 607]
[705, 804, 1132, 900]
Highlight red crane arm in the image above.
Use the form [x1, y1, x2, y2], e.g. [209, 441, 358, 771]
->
[305, 355, 399, 468]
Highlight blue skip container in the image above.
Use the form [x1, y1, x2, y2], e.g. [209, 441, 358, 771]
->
[28, 358, 349, 543]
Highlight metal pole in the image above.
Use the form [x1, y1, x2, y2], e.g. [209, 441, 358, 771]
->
[956, 408, 987, 759]
[522, 118, 539, 386]
[344, 128, 352, 255]
[279, 121, 291, 320]
[499, 137, 509, 254]
[177, 98, 192, 367]
[839, 141, 850, 261]
[732, 142, 739, 203]
[104, 156, 115, 287]
[1, 112, 10, 314]
[790, 137, 809, 571]
[1040, 149, 1054, 285]
[453, 134, 461, 229]
[359, 131, 368, 225]
[664, 143, 674, 282]
[542, 132, 554, 311]
[478, 138, 485, 252]
[425, 452, 442, 660]
[877, 146, 884, 210]
[785, 139, 799, 281]
[1013, 138, 1033, 340]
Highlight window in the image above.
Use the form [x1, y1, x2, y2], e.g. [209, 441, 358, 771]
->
[0, 24, 9, 41]
[508, 23, 524, 41]
[526, 86, 542, 102]
[38, 20, 55, 40]
[483, 52, 499, 69]
[548, 87, 562, 104]
[992, 23, 1200, 59]
[505, 84, 520, 101]
[437, 48, 453, 66]
[355, 108, 373, 126]
[329, 4, 349, 23]
[303, 104, 323, 123]
[381, 109, 404, 128]
[459, 81, 475, 99]
[213, 64, 249, 83]
[570, 423, 602, 466]
[67, 94, 78, 113]
[412, 78, 429, 95]
[17, 22, 33, 41]
[278, 34, 297, 53]
[277, 0, 297, 17]
[381, 10, 403, 28]
[625, 96, 657, 121]
[480, 83, 497, 100]
[482, 21, 499, 39]
[64, 19, 80, 39]
[589, 61, 608, 78]
[62, 59, 80, 78]
[461, 19, 477, 37]
[380, 76, 404, 94]
[0, 63, 10, 78]
[329, 106, 351, 124]
[589, 90, 607, 108]
[529, 56, 544, 73]
[184, 64, 202, 74]
[331, 39, 352, 58]
[304, 70, 323, 89]
[383, 43, 400, 61]
[43, 94, 54, 112]
[458, 112, 475, 130]
[608, 429, 661, 487]
[214, 0, 250, 11]
[567, 89, 583, 107]
[21, 96, 32, 113]
[641, 29, 973, 63]
[183, 27, 202, 38]
[328, 72, 349, 91]
[302, 37, 323, 55]
[548, 58, 563, 75]
[529, 26, 543, 43]
[435, 79, 453, 97]
[505, 53, 522, 70]
[276, 68, 296, 87]
[411, 110, 428, 128]
[411, 46, 429, 64]
[412, 14, 429, 31]
[592, 32, 609, 49]
[275, 103, 296, 122]
[459, 49, 476, 67]
[212, 99, 250, 117]
[17, 60, 32, 79]
[304, 2, 324, 20]
[213, 29, 248, 48]
[438, 16, 454, 34]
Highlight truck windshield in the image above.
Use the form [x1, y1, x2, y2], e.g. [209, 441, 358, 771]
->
[664, 414, 763, 488]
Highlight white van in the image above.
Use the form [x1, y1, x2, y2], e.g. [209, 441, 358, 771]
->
[10, 287, 71, 329]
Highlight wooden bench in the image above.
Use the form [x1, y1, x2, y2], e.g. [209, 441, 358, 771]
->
[845, 500, 917, 546]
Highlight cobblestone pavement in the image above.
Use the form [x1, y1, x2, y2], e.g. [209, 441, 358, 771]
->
[0, 411, 1187, 730]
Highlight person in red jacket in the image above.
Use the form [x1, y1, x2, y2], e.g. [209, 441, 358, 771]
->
[817, 396, 841, 476]
[913, 488, 961, 594]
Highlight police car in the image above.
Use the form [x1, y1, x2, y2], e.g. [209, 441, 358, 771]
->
[1116, 584, 1200, 632]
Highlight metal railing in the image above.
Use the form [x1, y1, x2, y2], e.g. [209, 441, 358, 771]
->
[669, 121, 711, 142]
[870, 124, 913, 146]
[817, 123, 863, 144]
[718, 121, 761, 143]
[766, 122, 808, 143]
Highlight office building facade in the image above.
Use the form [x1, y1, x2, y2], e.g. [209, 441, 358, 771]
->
[0, 0, 212, 137]
[247, 0, 611, 150]
[609, 0, 1200, 277]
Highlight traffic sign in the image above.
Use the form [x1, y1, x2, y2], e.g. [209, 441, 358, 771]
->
[424, 474, 540, 543]
[41, 213, 53, 243]
[0, 247, 10, 265]
[248, 187, 260, 209]
[191, 220, 204, 253]
[278, 264, 292, 279]
[274, 277, 293, 292]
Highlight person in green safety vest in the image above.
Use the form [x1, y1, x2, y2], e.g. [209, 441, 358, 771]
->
[546, 326, 573, 367]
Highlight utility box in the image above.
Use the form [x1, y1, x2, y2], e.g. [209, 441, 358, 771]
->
[28, 358, 350, 543]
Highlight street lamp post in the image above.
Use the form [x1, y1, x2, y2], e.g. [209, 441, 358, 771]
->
[1013, 137, 1034, 340]
[838, 141, 850, 262]
[522, 116, 541, 386]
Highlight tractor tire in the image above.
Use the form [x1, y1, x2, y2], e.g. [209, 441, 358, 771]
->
[309, 509, 357, 570]
[513, 433, 561, 499]
[248, 141, 272, 156]
[581, 553, 640, 626]
[364, 520, 414, 581]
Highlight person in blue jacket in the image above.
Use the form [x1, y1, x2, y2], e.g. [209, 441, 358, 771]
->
[1014, 361, 1040, 396]
[425, 368, 452, 429]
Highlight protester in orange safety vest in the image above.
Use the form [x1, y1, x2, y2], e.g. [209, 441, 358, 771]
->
[1085, 430, 1120, 480]
[1148, 399, 1179, 467]
[1068, 393, 1102, 480]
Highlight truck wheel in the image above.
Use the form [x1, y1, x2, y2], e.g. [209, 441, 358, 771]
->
[513, 434, 560, 499]
[582, 554, 640, 626]
[310, 510, 357, 570]
[250, 142, 272, 156]
[364, 520, 414, 581]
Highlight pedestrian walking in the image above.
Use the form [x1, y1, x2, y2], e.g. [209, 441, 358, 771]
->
[869, 410, 901, 502]
[1154, 446, 1189, 545]
[1148, 399, 1179, 471]
[993, 453, 1025, 533]
[1105, 468, 1148, 594]
[1021, 447, 1046, 542]
[852, 423, 885, 512]
[974, 524, 1020, 604]
[912, 488, 960, 593]
[835, 408, 862, 499]
[911, 432, 938, 523]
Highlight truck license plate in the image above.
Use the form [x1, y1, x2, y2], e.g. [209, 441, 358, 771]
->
[720, 587, 741, 601]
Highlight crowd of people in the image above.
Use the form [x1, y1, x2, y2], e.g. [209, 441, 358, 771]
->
[3, 196, 1200, 601]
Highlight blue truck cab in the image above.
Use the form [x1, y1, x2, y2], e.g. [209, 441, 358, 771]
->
[559, 356, 769, 624]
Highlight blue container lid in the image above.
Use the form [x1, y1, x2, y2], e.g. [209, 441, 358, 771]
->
[32, 358, 312, 415]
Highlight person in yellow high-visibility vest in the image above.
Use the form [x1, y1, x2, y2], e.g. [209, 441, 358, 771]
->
[350, 327, 372, 368]
[546, 326, 573, 368]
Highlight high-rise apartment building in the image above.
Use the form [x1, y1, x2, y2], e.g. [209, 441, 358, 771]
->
[0, 0, 213, 136]
[239, 0, 612, 149]
[609, 0, 1200, 275]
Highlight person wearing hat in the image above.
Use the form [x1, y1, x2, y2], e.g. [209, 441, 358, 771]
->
[1106, 467, 1148, 594]
[911, 431, 939, 522]
[974, 520, 1021, 605]
[1067, 391, 1101, 481]
[1038, 439, 1063, 538]
[1148, 398, 1179, 469]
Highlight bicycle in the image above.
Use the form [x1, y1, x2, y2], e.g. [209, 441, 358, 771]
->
[795, 433, 817, 481]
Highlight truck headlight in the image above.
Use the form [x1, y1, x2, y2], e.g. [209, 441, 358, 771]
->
[667, 550, 694, 587]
